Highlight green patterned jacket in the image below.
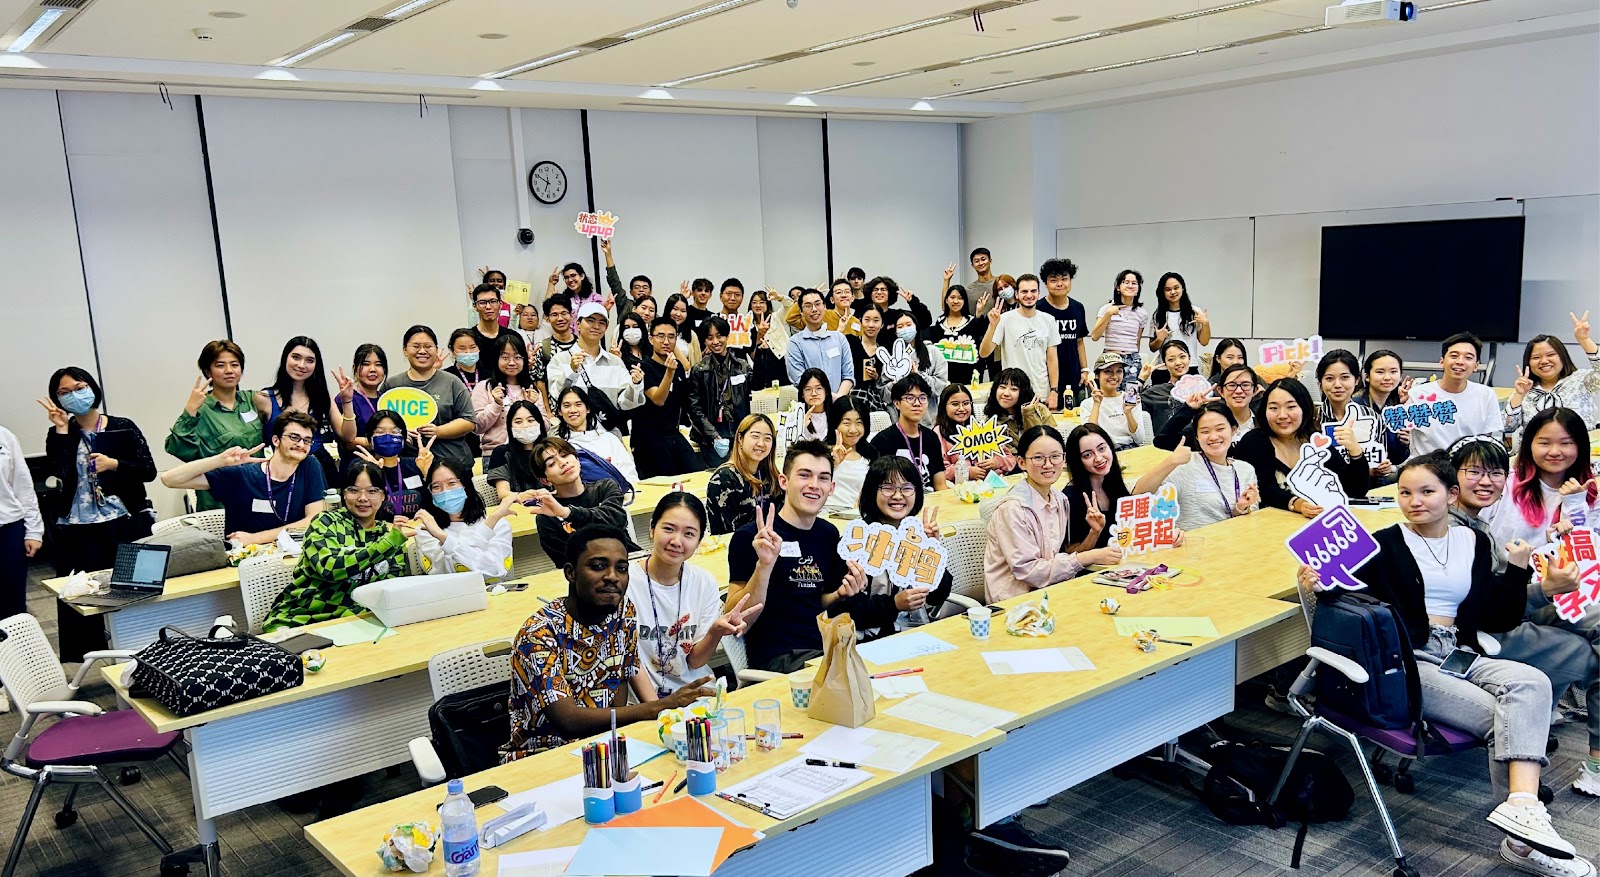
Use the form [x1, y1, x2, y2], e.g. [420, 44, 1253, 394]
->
[263, 507, 407, 631]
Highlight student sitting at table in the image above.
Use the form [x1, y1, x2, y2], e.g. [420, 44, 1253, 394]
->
[160, 410, 327, 546]
[472, 333, 541, 461]
[796, 368, 834, 441]
[1078, 352, 1147, 451]
[984, 425, 1125, 603]
[1407, 333, 1505, 455]
[726, 440, 868, 673]
[525, 436, 637, 568]
[349, 410, 431, 518]
[888, 311, 949, 424]
[502, 525, 716, 761]
[1155, 363, 1260, 451]
[1307, 452, 1595, 874]
[551, 386, 637, 485]
[1233, 378, 1370, 518]
[839, 456, 952, 639]
[405, 458, 518, 583]
[1134, 402, 1259, 531]
[382, 326, 477, 471]
[627, 494, 762, 698]
[167, 339, 262, 511]
[867, 375, 947, 493]
[705, 414, 777, 535]
[1317, 349, 1388, 480]
[485, 399, 547, 480]
[1494, 407, 1599, 550]
[1506, 312, 1598, 438]
[936, 383, 1013, 481]
[984, 368, 1035, 447]
[824, 396, 879, 514]
[1137, 340, 1203, 437]
[1063, 423, 1136, 551]
[262, 459, 408, 631]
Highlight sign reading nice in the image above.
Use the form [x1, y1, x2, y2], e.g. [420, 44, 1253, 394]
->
[378, 387, 436, 430]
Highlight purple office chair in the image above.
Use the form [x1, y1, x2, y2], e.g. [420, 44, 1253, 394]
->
[0, 613, 181, 877]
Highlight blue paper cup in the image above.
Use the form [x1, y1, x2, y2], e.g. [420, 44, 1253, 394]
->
[582, 787, 615, 824]
[686, 760, 717, 797]
[611, 775, 642, 814]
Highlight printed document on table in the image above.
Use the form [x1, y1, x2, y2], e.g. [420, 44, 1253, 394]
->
[855, 632, 957, 666]
[872, 675, 930, 699]
[719, 757, 873, 820]
[800, 726, 940, 774]
[982, 647, 1096, 675]
[883, 692, 1016, 736]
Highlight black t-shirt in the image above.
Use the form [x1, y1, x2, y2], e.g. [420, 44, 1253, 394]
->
[728, 514, 843, 671]
[866, 423, 942, 492]
[685, 305, 711, 337]
[1035, 297, 1088, 383]
[1064, 487, 1120, 550]
[470, 326, 505, 360]
[635, 357, 690, 433]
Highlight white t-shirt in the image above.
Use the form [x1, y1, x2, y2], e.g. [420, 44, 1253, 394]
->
[1163, 456, 1259, 530]
[1401, 526, 1475, 618]
[1404, 380, 1503, 455]
[991, 309, 1061, 398]
[626, 562, 724, 696]
[1150, 311, 1202, 365]
[1077, 396, 1145, 448]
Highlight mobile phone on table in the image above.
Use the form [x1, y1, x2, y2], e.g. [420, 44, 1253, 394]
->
[276, 633, 335, 655]
[1437, 648, 1478, 679]
[462, 786, 508, 808]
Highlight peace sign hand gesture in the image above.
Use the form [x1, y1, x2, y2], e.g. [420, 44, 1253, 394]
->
[352, 446, 382, 468]
[416, 433, 436, 475]
[712, 594, 763, 638]
[334, 367, 355, 404]
[919, 503, 940, 540]
[750, 504, 783, 567]
[942, 262, 956, 284]
[1572, 310, 1592, 343]
[1084, 493, 1106, 532]
[37, 398, 69, 432]
[185, 375, 213, 416]
[1195, 308, 1210, 328]
[1512, 366, 1534, 401]
[218, 443, 266, 467]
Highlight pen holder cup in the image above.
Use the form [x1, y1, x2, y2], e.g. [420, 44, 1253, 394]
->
[581, 787, 615, 825]
[611, 775, 642, 814]
[686, 760, 717, 797]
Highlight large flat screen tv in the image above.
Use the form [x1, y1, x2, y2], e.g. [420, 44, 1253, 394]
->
[1318, 216, 1524, 342]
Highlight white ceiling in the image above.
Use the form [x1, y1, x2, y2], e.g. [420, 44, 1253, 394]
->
[0, 0, 1594, 118]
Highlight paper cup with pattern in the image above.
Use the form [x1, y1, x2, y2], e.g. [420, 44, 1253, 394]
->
[967, 606, 991, 640]
[788, 672, 813, 710]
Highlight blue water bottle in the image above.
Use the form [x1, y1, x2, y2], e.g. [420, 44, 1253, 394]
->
[440, 779, 481, 876]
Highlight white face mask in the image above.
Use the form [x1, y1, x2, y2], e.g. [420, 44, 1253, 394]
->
[511, 427, 540, 444]
[622, 327, 643, 345]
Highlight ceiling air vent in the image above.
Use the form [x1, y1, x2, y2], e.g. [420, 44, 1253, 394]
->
[578, 37, 627, 50]
[40, 0, 91, 8]
[347, 17, 394, 32]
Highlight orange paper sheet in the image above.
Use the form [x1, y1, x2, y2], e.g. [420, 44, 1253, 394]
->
[604, 795, 760, 871]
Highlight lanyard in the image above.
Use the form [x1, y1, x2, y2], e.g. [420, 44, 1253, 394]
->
[1201, 456, 1240, 517]
[83, 416, 105, 502]
[381, 463, 405, 515]
[261, 461, 297, 524]
[896, 424, 926, 485]
[643, 562, 684, 696]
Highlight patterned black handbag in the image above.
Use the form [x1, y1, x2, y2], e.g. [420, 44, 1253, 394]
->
[129, 626, 303, 716]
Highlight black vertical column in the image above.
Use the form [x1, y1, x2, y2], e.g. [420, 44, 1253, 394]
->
[194, 95, 234, 339]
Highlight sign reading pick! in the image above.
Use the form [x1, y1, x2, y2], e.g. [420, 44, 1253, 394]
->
[377, 387, 437, 430]
[1286, 505, 1378, 591]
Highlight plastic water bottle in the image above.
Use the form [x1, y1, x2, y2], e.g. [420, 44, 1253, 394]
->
[954, 455, 970, 485]
[440, 779, 481, 876]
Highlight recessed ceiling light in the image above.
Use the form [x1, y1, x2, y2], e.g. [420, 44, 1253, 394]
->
[623, 0, 758, 40]
[5, 8, 64, 53]
[209, 11, 247, 19]
[992, 69, 1013, 74]
[270, 31, 357, 66]
[805, 15, 958, 53]
[802, 69, 917, 95]
[1168, 0, 1277, 21]
[852, 60, 875, 66]
[657, 61, 766, 87]
[478, 33, 507, 39]
[957, 30, 1110, 64]
[1052, 15, 1080, 22]
[482, 48, 581, 79]
[382, 0, 443, 19]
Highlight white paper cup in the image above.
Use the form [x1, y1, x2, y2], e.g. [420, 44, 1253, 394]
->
[967, 606, 991, 640]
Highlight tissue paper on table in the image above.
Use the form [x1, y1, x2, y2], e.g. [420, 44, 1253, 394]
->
[376, 821, 435, 873]
[1005, 593, 1055, 637]
[57, 570, 102, 599]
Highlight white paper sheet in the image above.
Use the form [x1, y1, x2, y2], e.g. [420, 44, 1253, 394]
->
[882, 692, 1016, 737]
[495, 846, 586, 877]
[800, 726, 940, 774]
[872, 675, 930, 699]
[981, 647, 1097, 675]
[855, 631, 957, 666]
[497, 773, 584, 831]
[718, 756, 873, 820]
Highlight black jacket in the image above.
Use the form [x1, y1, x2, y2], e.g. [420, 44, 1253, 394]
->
[1354, 524, 1528, 652]
[45, 415, 156, 517]
[829, 569, 953, 642]
[1232, 428, 1370, 511]
[686, 352, 753, 445]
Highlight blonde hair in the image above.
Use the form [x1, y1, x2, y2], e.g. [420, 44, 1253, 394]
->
[725, 414, 778, 495]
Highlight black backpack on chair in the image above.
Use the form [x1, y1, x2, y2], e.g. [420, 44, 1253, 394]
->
[1190, 738, 1354, 869]
[427, 681, 511, 779]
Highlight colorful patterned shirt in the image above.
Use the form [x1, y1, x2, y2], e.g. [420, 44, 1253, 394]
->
[262, 508, 407, 631]
[501, 597, 640, 761]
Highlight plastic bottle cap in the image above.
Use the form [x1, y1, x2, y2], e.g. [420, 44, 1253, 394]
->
[447, 779, 463, 794]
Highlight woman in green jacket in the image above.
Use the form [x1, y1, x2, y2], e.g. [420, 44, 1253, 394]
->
[165, 340, 262, 510]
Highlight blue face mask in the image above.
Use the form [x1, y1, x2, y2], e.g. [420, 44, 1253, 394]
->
[455, 352, 479, 369]
[59, 388, 96, 416]
[433, 487, 468, 515]
[896, 326, 917, 342]
[372, 433, 405, 457]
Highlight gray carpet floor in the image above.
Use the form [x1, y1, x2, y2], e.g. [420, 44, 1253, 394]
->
[2, 563, 1593, 877]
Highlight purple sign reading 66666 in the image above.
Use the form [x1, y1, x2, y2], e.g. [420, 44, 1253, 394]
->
[1285, 505, 1378, 591]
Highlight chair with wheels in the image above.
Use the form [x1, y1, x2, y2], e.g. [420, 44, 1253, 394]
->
[0, 613, 182, 877]
[719, 634, 783, 689]
[237, 553, 297, 633]
[408, 640, 514, 786]
[471, 473, 501, 510]
[933, 518, 987, 620]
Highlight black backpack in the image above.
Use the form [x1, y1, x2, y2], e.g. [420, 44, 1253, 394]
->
[426, 681, 510, 780]
[1191, 739, 1354, 869]
[1310, 591, 1421, 732]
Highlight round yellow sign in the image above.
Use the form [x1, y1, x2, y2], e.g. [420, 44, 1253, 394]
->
[377, 387, 437, 430]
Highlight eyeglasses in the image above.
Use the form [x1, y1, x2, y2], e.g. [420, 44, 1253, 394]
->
[407, 343, 436, 353]
[878, 484, 917, 497]
[1026, 453, 1065, 466]
[899, 395, 928, 405]
[343, 486, 384, 498]
[1222, 382, 1254, 392]
[650, 332, 677, 341]
[279, 433, 315, 447]
[474, 299, 499, 308]
[1459, 467, 1507, 482]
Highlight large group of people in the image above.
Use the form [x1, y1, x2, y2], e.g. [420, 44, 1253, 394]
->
[1, 240, 1597, 875]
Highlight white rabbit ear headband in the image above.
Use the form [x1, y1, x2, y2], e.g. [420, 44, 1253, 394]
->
[1447, 435, 1501, 457]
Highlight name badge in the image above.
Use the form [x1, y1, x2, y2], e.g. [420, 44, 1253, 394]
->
[251, 498, 275, 514]
[731, 374, 747, 386]
[826, 348, 840, 358]
[779, 541, 802, 558]
[895, 449, 913, 461]
[239, 409, 258, 423]
[403, 476, 422, 489]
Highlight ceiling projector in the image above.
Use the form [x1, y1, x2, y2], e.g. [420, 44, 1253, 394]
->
[1326, 0, 1418, 26]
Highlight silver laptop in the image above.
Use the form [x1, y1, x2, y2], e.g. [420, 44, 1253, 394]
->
[71, 543, 171, 609]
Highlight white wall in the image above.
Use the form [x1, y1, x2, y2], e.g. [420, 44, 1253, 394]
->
[0, 90, 98, 456]
[755, 117, 828, 293]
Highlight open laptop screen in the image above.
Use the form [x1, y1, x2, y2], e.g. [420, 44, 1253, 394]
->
[114, 543, 171, 590]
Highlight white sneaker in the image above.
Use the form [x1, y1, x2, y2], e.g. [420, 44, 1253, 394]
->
[1488, 800, 1578, 859]
[1575, 762, 1600, 798]
[1502, 840, 1597, 877]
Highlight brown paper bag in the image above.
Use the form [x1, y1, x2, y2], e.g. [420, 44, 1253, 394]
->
[1020, 400, 1053, 430]
[807, 612, 876, 728]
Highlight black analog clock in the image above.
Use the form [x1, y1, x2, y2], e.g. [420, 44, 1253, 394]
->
[528, 160, 567, 205]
